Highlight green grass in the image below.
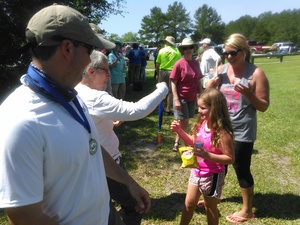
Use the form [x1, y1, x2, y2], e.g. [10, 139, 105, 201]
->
[1, 56, 300, 224]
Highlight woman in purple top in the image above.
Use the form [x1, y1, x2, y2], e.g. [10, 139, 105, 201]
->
[170, 88, 234, 225]
[170, 38, 203, 151]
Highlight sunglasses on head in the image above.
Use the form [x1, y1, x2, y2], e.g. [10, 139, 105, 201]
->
[181, 46, 194, 50]
[222, 49, 241, 57]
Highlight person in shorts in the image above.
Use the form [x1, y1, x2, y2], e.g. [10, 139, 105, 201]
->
[170, 88, 234, 225]
[156, 36, 181, 115]
[170, 38, 202, 151]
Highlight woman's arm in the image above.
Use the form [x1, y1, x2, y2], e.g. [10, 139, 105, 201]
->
[171, 79, 181, 111]
[92, 82, 168, 121]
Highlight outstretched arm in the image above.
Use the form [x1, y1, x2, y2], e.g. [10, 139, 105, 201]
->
[91, 82, 168, 121]
[170, 120, 194, 146]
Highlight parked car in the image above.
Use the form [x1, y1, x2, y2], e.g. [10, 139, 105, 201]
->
[246, 40, 264, 54]
[144, 45, 157, 60]
[271, 42, 298, 53]
[197, 41, 223, 55]
[210, 41, 223, 55]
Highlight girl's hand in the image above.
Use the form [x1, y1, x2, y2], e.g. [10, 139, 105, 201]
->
[170, 120, 181, 132]
[193, 148, 206, 158]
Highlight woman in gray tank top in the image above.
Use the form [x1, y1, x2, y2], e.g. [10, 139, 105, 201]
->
[206, 33, 270, 223]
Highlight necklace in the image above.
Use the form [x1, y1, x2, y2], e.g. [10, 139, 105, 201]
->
[26, 64, 98, 155]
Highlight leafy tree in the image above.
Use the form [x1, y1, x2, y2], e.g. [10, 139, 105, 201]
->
[271, 9, 300, 45]
[251, 12, 274, 44]
[192, 4, 225, 44]
[223, 9, 300, 47]
[0, 0, 126, 69]
[163, 1, 192, 43]
[224, 15, 258, 40]
[138, 7, 166, 45]
[121, 32, 140, 43]
[0, 0, 126, 102]
[108, 33, 121, 42]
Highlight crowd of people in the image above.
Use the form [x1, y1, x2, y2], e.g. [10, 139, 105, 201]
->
[0, 4, 270, 225]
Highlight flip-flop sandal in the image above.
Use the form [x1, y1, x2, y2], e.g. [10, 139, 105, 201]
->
[226, 212, 255, 223]
[164, 110, 173, 116]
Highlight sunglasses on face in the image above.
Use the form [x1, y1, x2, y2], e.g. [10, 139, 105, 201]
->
[222, 49, 241, 57]
[181, 46, 194, 50]
[71, 40, 95, 55]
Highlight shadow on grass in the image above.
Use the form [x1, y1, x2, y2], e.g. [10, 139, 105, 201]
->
[223, 192, 300, 220]
[143, 192, 186, 221]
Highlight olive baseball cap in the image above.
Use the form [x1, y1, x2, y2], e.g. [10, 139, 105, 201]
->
[26, 4, 114, 49]
[89, 23, 115, 49]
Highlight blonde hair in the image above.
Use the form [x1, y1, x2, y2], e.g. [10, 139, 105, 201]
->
[225, 33, 251, 62]
[191, 88, 234, 148]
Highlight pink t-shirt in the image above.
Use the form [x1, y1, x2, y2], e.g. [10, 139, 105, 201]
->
[170, 58, 202, 102]
[192, 121, 225, 177]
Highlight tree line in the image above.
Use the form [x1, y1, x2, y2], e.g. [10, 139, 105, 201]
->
[108, 2, 300, 49]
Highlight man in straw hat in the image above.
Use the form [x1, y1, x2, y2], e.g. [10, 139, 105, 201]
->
[155, 36, 181, 115]
[0, 4, 150, 225]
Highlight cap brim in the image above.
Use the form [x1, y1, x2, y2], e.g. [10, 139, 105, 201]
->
[87, 34, 115, 50]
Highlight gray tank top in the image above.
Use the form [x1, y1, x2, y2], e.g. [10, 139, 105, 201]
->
[219, 63, 257, 142]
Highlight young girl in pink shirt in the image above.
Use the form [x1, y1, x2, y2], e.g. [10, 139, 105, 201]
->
[170, 88, 234, 225]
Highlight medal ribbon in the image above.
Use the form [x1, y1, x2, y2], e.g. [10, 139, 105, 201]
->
[26, 64, 91, 134]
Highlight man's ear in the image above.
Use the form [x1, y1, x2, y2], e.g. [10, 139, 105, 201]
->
[60, 40, 73, 57]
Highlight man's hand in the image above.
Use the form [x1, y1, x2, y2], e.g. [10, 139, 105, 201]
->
[101, 147, 151, 214]
[126, 181, 151, 214]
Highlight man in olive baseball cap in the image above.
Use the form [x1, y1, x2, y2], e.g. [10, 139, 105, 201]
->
[0, 4, 151, 225]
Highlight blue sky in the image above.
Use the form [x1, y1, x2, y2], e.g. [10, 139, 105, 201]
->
[101, 0, 300, 36]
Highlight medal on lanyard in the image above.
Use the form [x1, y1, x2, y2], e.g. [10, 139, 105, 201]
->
[27, 64, 98, 155]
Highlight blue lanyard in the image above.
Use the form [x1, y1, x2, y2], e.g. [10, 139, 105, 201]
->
[26, 64, 91, 134]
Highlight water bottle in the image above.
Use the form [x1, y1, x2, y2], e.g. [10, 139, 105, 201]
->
[208, 68, 215, 79]
[194, 134, 204, 162]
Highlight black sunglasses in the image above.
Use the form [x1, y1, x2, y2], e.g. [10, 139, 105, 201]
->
[181, 46, 194, 50]
[71, 40, 95, 55]
[222, 49, 241, 57]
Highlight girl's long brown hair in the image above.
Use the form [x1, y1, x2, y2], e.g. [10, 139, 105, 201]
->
[191, 88, 234, 148]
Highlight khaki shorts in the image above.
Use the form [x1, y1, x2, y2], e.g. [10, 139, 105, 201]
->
[158, 70, 172, 92]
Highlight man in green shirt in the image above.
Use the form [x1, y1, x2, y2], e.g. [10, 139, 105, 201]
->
[155, 36, 181, 114]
